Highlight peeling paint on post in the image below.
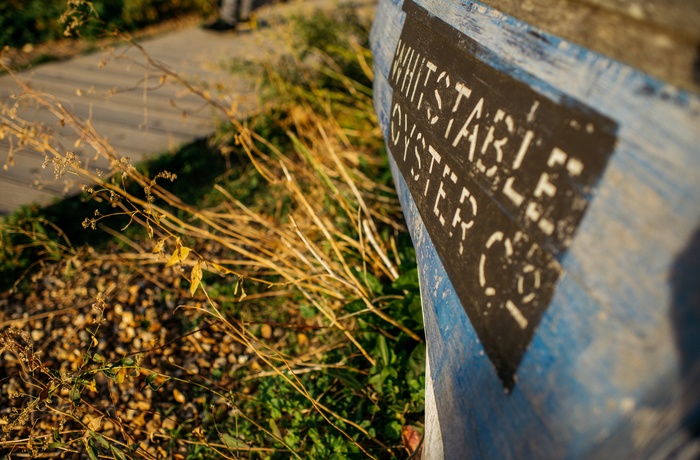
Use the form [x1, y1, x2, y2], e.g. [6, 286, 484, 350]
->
[371, 0, 700, 458]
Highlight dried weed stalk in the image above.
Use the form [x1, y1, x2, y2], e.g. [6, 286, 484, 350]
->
[0, 9, 421, 459]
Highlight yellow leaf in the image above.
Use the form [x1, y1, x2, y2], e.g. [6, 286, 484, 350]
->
[87, 416, 104, 431]
[166, 246, 191, 267]
[116, 367, 127, 384]
[152, 239, 165, 254]
[190, 260, 202, 296]
[87, 379, 97, 393]
[211, 262, 231, 274]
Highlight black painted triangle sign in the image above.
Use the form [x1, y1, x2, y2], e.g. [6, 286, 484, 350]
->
[388, 0, 617, 390]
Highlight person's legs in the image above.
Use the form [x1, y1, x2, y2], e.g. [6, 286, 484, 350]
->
[238, 0, 253, 21]
[205, 0, 261, 31]
[204, 0, 239, 30]
[219, 0, 239, 25]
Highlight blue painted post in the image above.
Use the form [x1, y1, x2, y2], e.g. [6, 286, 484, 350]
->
[370, 0, 700, 458]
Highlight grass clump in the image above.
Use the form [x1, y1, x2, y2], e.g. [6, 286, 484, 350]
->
[0, 4, 425, 459]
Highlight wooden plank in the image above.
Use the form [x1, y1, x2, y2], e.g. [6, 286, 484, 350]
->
[573, 0, 700, 39]
[10, 74, 220, 120]
[0, 103, 192, 155]
[2, 83, 214, 140]
[370, 0, 700, 457]
[25, 58, 244, 99]
[0, 79, 195, 215]
[0, 176, 61, 212]
[0, 148, 89, 195]
[476, 0, 700, 92]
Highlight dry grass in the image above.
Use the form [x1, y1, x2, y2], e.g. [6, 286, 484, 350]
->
[0, 7, 424, 459]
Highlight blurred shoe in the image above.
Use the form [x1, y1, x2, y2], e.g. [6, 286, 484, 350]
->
[203, 19, 237, 32]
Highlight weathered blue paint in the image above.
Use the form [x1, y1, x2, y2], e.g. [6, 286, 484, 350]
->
[371, 0, 700, 458]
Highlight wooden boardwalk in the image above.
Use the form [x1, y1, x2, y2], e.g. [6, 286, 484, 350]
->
[0, 0, 365, 215]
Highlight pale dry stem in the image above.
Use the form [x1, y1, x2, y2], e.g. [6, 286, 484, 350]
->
[1, 22, 414, 457]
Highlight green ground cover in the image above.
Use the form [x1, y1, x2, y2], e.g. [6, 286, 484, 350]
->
[0, 0, 214, 49]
